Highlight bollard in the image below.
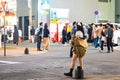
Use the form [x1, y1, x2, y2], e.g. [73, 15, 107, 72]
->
[24, 47, 29, 54]
[75, 66, 84, 79]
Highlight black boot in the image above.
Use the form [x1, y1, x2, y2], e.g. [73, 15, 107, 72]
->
[64, 68, 73, 77]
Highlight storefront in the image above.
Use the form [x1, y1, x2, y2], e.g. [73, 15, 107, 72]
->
[50, 8, 69, 42]
[0, 0, 17, 42]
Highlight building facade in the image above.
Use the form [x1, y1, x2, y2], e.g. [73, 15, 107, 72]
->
[0, 0, 117, 40]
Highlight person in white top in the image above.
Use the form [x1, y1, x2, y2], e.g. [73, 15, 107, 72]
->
[18, 28, 22, 43]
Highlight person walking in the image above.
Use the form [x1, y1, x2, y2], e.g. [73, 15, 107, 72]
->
[106, 23, 114, 53]
[64, 23, 88, 77]
[35, 22, 43, 51]
[43, 23, 50, 51]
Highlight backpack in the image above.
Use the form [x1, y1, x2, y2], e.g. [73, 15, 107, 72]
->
[37, 28, 42, 36]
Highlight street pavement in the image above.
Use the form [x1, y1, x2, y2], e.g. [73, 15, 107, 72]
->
[0, 41, 120, 80]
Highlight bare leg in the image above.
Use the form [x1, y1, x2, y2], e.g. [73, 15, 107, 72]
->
[70, 53, 77, 69]
[78, 58, 83, 68]
[64, 53, 77, 77]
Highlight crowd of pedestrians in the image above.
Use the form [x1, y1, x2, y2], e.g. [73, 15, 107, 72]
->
[0, 25, 22, 47]
[61, 22, 115, 54]
[63, 21, 117, 78]
[34, 22, 50, 51]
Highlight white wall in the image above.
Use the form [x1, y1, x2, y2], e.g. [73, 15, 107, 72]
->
[50, 0, 98, 24]
[98, 0, 115, 23]
[17, 0, 29, 16]
[17, 0, 38, 27]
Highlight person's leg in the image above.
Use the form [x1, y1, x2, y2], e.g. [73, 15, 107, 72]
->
[46, 38, 49, 50]
[39, 36, 42, 50]
[37, 36, 40, 50]
[70, 53, 77, 69]
[64, 53, 77, 77]
[31, 35, 34, 43]
[107, 38, 110, 53]
[110, 38, 113, 52]
[70, 46, 73, 58]
[101, 41, 104, 51]
[94, 38, 98, 48]
[78, 58, 83, 68]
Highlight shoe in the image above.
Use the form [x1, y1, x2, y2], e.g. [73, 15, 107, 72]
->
[37, 49, 42, 51]
[111, 48, 114, 52]
[64, 72, 72, 77]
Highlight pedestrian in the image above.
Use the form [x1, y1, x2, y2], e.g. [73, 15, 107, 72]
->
[70, 21, 77, 58]
[67, 25, 72, 43]
[18, 28, 22, 43]
[62, 26, 67, 45]
[88, 23, 93, 43]
[106, 23, 114, 53]
[64, 23, 88, 77]
[35, 22, 43, 51]
[93, 24, 99, 49]
[13, 25, 19, 45]
[30, 26, 35, 43]
[99, 24, 106, 52]
[43, 23, 50, 51]
[7, 27, 13, 43]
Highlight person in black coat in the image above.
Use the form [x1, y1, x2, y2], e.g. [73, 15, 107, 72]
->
[13, 25, 19, 45]
[62, 26, 67, 44]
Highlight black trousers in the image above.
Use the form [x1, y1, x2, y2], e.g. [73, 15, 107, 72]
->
[37, 36, 42, 50]
[70, 46, 73, 57]
[107, 38, 113, 51]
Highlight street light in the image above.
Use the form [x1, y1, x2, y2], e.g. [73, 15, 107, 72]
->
[1, 1, 7, 56]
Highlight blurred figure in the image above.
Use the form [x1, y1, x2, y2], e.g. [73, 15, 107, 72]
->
[7, 27, 13, 43]
[1, 26, 8, 43]
[100, 25, 106, 52]
[88, 23, 93, 42]
[30, 26, 35, 43]
[106, 23, 114, 53]
[13, 25, 19, 45]
[43, 23, 50, 50]
[93, 24, 99, 48]
[18, 28, 22, 43]
[70, 21, 77, 58]
[35, 22, 43, 51]
[67, 25, 72, 43]
[62, 26, 67, 45]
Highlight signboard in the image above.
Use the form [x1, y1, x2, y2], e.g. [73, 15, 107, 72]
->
[94, 10, 99, 15]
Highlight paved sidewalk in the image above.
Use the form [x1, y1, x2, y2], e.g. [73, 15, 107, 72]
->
[0, 40, 51, 57]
